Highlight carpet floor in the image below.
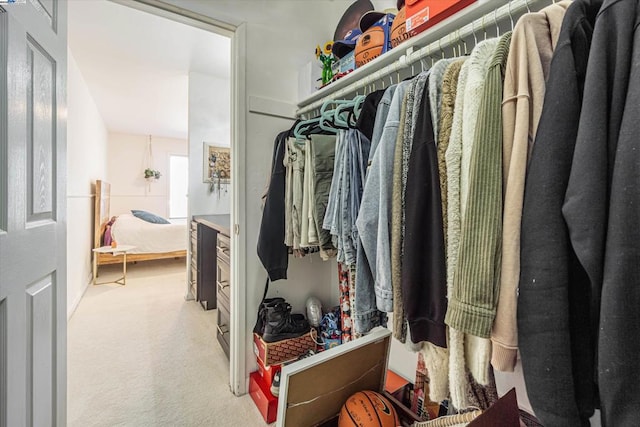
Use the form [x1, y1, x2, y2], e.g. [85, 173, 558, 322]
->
[68, 259, 265, 426]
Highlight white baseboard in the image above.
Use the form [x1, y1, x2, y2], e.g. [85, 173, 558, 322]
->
[67, 274, 92, 320]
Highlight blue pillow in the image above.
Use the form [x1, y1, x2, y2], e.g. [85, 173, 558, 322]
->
[131, 210, 170, 224]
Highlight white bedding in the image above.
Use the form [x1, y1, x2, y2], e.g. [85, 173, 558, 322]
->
[110, 213, 187, 254]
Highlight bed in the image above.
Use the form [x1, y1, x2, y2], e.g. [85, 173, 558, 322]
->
[93, 180, 187, 266]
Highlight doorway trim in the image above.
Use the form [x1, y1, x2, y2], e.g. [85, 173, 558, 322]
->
[109, 0, 247, 396]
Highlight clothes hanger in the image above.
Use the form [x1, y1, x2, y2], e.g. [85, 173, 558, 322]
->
[494, 8, 500, 37]
[508, 1, 514, 30]
[526, 0, 531, 13]
[293, 117, 320, 139]
[482, 15, 487, 40]
[471, 21, 478, 47]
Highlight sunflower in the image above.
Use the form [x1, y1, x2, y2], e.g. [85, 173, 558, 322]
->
[315, 45, 322, 59]
[323, 41, 334, 55]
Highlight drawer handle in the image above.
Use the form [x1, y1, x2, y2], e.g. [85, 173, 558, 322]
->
[217, 246, 229, 254]
[217, 280, 229, 289]
[217, 324, 229, 335]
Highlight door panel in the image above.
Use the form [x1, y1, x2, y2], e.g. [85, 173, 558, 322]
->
[27, 36, 55, 222]
[0, 10, 7, 234]
[0, 0, 66, 425]
[0, 297, 6, 427]
[31, 0, 57, 31]
[27, 275, 55, 427]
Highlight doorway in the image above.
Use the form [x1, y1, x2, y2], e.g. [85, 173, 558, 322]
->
[65, 0, 245, 423]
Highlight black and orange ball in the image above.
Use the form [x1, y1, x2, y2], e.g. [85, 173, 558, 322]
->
[390, 7, 410, 48]
[355, 27, 385, 68]
[338, 390, 399, 427]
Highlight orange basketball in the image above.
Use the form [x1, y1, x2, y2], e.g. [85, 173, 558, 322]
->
[338, 390, 399, 427]
[355, 27, 385, 68]
[390, 7, 410, 48]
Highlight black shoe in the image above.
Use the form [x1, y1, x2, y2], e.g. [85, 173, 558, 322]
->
[262, 302, 310, 343]
[253, 297, 285, 335]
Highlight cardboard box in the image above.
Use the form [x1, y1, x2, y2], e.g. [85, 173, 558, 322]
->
[250, 371, 278, 424]
[276, 326, 522, 427]
[276, 327, 421, 427]
[405, 0, 476, 36]
[332, 50, 356, 75]
[253, 332, 316, 367]
[256, 355, 281, 390]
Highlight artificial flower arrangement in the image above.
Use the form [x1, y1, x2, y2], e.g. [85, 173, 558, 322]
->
[316, 41, 335, 86]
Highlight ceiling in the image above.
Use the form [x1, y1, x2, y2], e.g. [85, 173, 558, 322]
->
[68, 0, 231, 140]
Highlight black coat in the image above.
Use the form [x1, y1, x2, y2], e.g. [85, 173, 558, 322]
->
[518, 1, 602, 426]
[402, 79, 448, 348]
[597, 3, 640, 425]
[257, 130, 290, 281]
[562, 1, 638, 425]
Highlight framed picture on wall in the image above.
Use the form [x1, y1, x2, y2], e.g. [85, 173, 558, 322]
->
[203, 142, 231, 184]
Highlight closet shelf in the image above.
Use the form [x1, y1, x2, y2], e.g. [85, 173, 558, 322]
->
[297, 0, 549, 117]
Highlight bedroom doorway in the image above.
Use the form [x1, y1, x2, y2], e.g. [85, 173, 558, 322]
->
[67, 1, 246, 424]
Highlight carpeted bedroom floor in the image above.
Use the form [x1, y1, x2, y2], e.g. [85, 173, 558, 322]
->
[68, 259, 264, 427]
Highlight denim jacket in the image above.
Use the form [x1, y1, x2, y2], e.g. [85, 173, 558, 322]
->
[354, 81, 410, 333]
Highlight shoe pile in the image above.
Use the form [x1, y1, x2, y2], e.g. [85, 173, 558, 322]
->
[254, 297, 310, 343]
[270, 349, 316, 397]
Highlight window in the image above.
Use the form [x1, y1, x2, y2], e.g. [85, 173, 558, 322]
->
[169, 155, 188, 219]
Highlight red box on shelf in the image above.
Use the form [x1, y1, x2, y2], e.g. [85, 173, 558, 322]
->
[250, 371, 278, 424]
[253, 332, 316, 367]
[405, 0, 476, 36]
[256, 355, 282, 390]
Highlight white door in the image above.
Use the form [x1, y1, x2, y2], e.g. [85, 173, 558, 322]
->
[0, 0, 67, 425]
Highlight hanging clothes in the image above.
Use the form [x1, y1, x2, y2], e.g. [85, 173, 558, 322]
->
[445, 32, 512, 392]
[492, 1, 570, 373]
[518, 1, 602, 425]
[257, 129, 292, 281]
[391, 72, 430, 343]
[352, 86, 398, 337]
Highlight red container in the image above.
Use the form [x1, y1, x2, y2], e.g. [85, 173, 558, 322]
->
[405, 0, 476, 34]
[250, 371, 278, 424]
[256, 355, 282, 390]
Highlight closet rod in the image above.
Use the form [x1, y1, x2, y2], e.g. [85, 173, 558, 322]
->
[297, 0, 543, 118]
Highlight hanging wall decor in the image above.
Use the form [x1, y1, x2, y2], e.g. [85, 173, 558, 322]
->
[203, 142, 231, 195]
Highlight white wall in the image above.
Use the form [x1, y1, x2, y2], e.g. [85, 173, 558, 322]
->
[188, 72, 231, 216]
[107, 133, 187, 218]
[66, 51, 109, 318]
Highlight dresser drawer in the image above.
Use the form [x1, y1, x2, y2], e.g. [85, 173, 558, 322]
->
[217, 257, 230, 298]
[217, 304, 231, 359]
[216, 233, 230, 264]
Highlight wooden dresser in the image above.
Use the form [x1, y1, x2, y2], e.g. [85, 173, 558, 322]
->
[189, 220, 217, 310]
[216, 231, 231, 359]
[192, 215, 231, 359]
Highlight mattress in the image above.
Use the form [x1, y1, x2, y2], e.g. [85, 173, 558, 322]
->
[110, 213, 187, 254]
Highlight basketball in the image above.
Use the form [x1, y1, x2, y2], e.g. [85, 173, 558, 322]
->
[390, 7, 410, 48]
[355, 27, 385, 68]
[338, 390, 399, 427]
